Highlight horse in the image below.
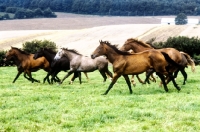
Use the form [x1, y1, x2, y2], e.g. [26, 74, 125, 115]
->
[120, 38, 195, 85]
[91, 40, 181, 95]
[33, 48, 89, 84]
[5, 46, 51, 83]
[54, 48, 113, 84]
[4, 55, 34, 83]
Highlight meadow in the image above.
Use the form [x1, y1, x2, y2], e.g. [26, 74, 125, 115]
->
[0, 66, 200, 132]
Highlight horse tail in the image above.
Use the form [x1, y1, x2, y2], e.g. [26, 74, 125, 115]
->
[161, 52, 182, 68]
[180, 51, 195, 73]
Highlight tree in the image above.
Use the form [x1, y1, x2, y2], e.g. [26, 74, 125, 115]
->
[14, 8, 26, 19]
[175, 13, 188, 25]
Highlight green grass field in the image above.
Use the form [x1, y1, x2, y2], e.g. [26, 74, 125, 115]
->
[0, 66, 200, 132]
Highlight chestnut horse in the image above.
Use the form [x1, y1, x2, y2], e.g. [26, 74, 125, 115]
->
[120, 38, 195, 85]
[54, 48, 113, 84]
[5, 47, 50, 83]
[91, 41, 181, 95]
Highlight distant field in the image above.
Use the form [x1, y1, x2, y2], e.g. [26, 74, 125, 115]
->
[0, 12, 200, 55]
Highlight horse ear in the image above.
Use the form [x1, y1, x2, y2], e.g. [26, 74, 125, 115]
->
[99, 40, 103, 44]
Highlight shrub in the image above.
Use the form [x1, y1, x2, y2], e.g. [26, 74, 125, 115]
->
[14, 8, 26, 19]
[0, 50, 14, 67]
[22, 40, 57, 53]
[5, 7, 19, 13]
[34, 8, 44, 17]
[43, 8, 57, 18]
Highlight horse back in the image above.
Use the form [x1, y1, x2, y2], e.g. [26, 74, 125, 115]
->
[27, 54, 50, 69]
[157, 48, 182, 63]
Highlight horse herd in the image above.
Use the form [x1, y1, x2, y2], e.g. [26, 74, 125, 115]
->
[4, 38, 195, 95]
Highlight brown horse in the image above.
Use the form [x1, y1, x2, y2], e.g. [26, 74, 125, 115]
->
[5, 47, 51, 83]
[91, 40, 181, 95]
[120, 38, 195, 85]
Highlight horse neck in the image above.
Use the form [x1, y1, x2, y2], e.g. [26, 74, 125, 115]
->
[43, 50, 55, 63]
[131, 42, 153, 52]
[104, 46, 121, 64]
[63, 51, 79, 61]
[13, 51, 29, 62]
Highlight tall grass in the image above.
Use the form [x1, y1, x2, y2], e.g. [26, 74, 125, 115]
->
[0, 66, 200, 132]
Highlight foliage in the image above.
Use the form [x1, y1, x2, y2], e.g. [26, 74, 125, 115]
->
[0, 66, 200, 131]
[43, 8, 57, 18]
[14, 8, 26, 19]
[0, 50, 14, 66]
[5, 7, 19, 13]
[22, 39, 57, 53]
[175, 13, 188, 25]
[2, 0, 200, 16]
[13, 7, 56, 19]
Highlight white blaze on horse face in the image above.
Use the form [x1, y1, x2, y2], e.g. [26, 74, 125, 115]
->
[54, 49, 63, 60]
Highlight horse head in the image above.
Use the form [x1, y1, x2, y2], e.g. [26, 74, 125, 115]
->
[54, 48, 64, 60]
[33, 48, 44, 60]
[5, 47, 16, 61]
[91, 40, 107, 59]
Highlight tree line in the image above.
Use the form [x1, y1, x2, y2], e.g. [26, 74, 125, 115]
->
[1, 0, 200, 16]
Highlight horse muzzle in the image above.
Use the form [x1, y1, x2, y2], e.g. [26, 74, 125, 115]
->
[91, 54, 96, 59]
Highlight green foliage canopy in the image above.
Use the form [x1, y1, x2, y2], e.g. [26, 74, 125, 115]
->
[175, 13, 188, 25]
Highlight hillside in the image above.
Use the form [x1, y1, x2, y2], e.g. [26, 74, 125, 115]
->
[0, 13, 200, 55]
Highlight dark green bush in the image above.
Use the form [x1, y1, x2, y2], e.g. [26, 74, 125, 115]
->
[0, 50, 14, 67]
[22, 40, 57, 53]
[5, 7, 19, 13]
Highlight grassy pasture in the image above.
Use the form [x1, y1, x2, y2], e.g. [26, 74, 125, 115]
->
[0, 66, 200, 132]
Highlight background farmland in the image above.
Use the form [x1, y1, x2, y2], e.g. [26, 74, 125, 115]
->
[1, 12, 200, 55]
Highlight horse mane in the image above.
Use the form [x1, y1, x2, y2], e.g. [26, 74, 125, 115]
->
[12, 47, 30, 55]
[62, 48, 82, 55]
[127, 38, 154, 48]
[100, 40, 132, 55]
[42, 48, 57, 54]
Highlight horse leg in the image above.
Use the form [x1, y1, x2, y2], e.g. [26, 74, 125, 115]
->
[43, 71, 51, 84]
[156, 72, 169, 92]
[51, 70, 60, 84]
[102, 73, 121, 95]
[105, 69, 113, 79]
[131, 75, 136, 86]
[99, 70, 107, 82]
[136, 74, 145, 84]
[149, 73, 157, 82]
[13, 71, 23, 83]
[83, 72, 89, 81]
[60, 70, 74, 84]
[123, 75, 133, 94]
[78, 72, 82, 84]
[180, 68, 187, 85]
[167, 71, 181, 91]
[144, 69, 155, 84]
[25, 71, 40, 83]
[70, 72, 82, 84]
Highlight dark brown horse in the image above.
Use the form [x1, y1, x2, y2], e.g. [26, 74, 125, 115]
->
[5, 47, 51, 83]
[91, 40, 181, 95]
[120, 38, 195, 85]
